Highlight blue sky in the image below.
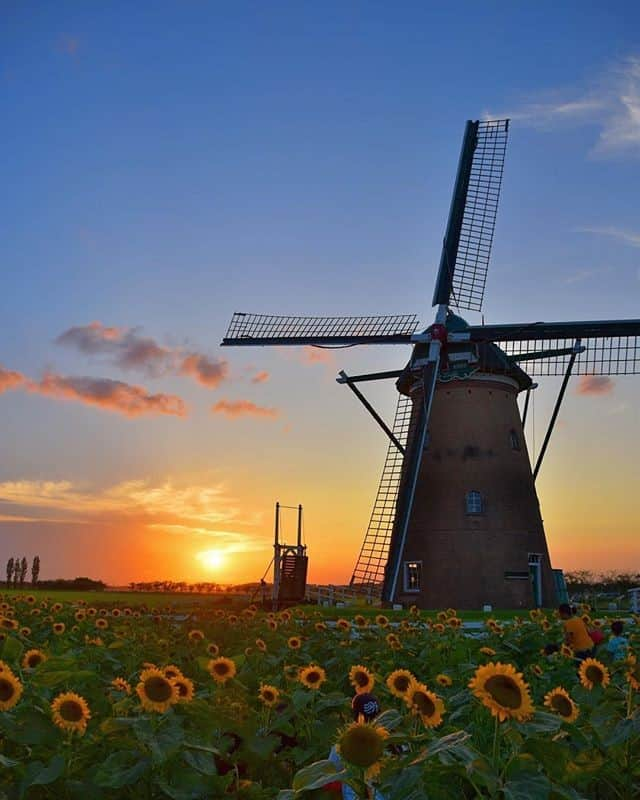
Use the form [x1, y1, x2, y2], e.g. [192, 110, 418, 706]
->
[1, 2, 639, 583]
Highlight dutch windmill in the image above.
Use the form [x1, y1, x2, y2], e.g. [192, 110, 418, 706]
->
[222, 119, 640, 609]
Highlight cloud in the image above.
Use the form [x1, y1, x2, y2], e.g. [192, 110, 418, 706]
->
[211, 399, 278, 419]
[574, 226, 640, 249]
[251, 370, 270, 384]
[179, 353, 228, 387]
[487, 55, 640, 157]
[561, 267, 605, 285]
[0, 365, 25, 394]
[31, 373, 186, 418]
[56, 321, 229, 387]
[302, 346, 335, 365]
[147, 524, 269, 554]
[576, 375, 615, 395]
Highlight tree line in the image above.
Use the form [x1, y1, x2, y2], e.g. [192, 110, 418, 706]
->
[5, 555, 40, 588]
[564, 571, 640, 595]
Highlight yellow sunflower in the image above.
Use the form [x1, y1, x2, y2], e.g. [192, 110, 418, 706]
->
[437, 611, 448, 621]
[111, 677, 132, 694]
[227, 614, 238, 625]
[188, 629, 204, 642]
[560, 644, 574, 659]
[267, 619, 278, 631]
[95, 618, 108, 630]
[287, 636, 302, 650]
[433, 623, 445, 634]
[479, 646, 496, 657]
[409, 604, 420, 617]
[626, 655, 640, 691]
[136, 668, 179, 712]
[279, 610, 292, 623]
[51, 692, 91, 734]
[336, 618, 351, 631]
[337, 719, 389, 769]
[255, 638, 267, 652]
[578, 658, 610, 690]
[25, 595, 36, 604]
[173, 676, 195, 702]
[74, 610, 86, 622]
[20, 626, 31, 637]
[299, 664, 327, 690]
[544, 687, 579, 722]
[208, 657, 237, 684]
[354, 615, 367, 628]
[163, 665, 184, 680]
[258, 683, 280, 707]
[469, 662, 534, 722]
[447, 617, 462, 629]
[375, 614, 389, 627]
[349, 664, 374, 694]
[0, 672, 23, 711]
[206, 643, 219, 657]
[531, 664, 544, 677]
[314, 622, 327, 632]
[386, 669, 415, 698]
[405, 682, 445, 728]
[52, 622, 65, 635]
[436, 673, 453, 687]
[22, 649, 47, 669]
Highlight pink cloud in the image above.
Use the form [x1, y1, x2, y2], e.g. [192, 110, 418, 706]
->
[30, 373, 186, 418]
[251, 370, 270, 384]
[180, 353, 228, 388]
[302, 346, 335, 365]
[576, 375, 615, 396]
[0, 365, 25, 394]
[211, 399, 278, 420]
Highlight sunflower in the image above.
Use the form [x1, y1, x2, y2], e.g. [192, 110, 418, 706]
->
[87, 607, 97, 616]
[375, 614, 389, 628]
[560, 644, 574, 659]
[173, 676, 195, 702]
[409, 604, 420, 617]
[267, 619, 278, 631]
[405, 682, 445, 728]
[436, 673, 453, 687]
[540, 619, 551, 632]
[208, 657, 237, 684]
[279, 610, 292, 623]
[1, 618, 18, 631]
[314, 622, 327, 632]
[544, 687, 579, 722]
[163, 665, 184, 680]
[258, 683, 280, 706]
[386, 669, 415, 698]
[578, 658, 610, 690]
[95, 618, 108, 630]
[51, 692, 91, 733]
[287, 636, 302, 650]
[432, 623, 445, 634]
[111, 608, 121, 618]
[0, 672, 23, 711]
[136, 668, 179, 712]
[111, 677, 132, 694]
[386, 633, 401, 650]
[74, 610, 86, 622]
[206, 643, 220, 657]
[479, 646, 496, 656]
[22, 649, 47, 669]
[299, 664, 327, 690]
[349, 664, 374, 694]
[52, 622, 65, 635]
[188, 629, 205, 642]
[531, 664, 544, 677]
[52, 603, 63, 613]
[244, 647, 253, 657]
[30, 608, 41, 616]
[20, 627, 31, 637]
[469, 662, 534, 722]
[354, 614, 367, 628]
[227, 614, 238, 625]
[626, 656, 640, 691]
[447, 617, 462, 629]
[337, 719, 389, 770]
[25, 595, 36, 604]
[437, 611, 448, 621]
[336, 618, 351, 632]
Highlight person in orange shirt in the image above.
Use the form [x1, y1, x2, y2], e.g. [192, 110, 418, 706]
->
[559, 603, 594, 660]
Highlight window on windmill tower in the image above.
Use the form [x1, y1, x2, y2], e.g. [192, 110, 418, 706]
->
[465, 490, 483, 514]
[509, 430, 520, 451]
[403, 561, 422, 593]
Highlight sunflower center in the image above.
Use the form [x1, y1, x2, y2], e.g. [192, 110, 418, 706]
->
[551, 694, 573, 717]
[585, 666, 603, 685]
[393, 675, 411, 692]
[484, 676, 523, 709]
[214, 663, 230, 676]
[176, 682, 188, 697]
[0, 679, 15, 701]
[413, 691, 436, 717]
[307, 671, 320, 684]
[28, 654, 43, 667]
[263, 690, 275, 702]
[340, 726, 385, 768]
[59, 700, 84, 722]
[145, 676, 173, 702]
[354, 671, 369, 687]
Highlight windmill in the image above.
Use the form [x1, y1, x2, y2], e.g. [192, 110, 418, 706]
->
[222, 119, 640, 609]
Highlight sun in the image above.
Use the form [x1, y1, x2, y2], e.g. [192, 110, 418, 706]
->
[197, 550, 226, 570]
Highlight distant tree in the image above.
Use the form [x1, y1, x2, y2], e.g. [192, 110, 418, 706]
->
[31, 555, 40, 586]
[6, 558, 14, 588]
[13, 556, 21, 586]
[19, 557, 28, 587]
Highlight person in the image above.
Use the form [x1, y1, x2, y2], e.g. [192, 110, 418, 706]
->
[326, 693, 386, 800]
[606, 620, 629, 662]
[558, 603, 593, 661]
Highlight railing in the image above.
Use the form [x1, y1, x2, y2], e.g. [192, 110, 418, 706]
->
[306, 584, 379, 607]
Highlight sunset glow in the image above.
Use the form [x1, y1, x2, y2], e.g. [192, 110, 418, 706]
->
[196, 550, 226, 572]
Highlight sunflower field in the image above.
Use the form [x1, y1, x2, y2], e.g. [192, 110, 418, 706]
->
[1, 594, 639, 799]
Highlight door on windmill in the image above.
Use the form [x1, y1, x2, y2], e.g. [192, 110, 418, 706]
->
[528, 554, 543, 608]
[403, 561, 422, 593]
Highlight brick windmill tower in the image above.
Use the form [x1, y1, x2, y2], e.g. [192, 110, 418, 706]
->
[222, 119, 640, 609]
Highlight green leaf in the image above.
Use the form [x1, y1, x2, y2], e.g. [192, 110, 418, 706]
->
[516, 711, 562, 734]
[182, 749, 217, 776]
[0, 755, 19, 768]
[19, 755, 65, 797]
[292, 760, 347, 793]
[276, 792, 296, 800]
[1, 635, 24, 663]
[375, 708, 403, 731]
[93, 751, 150, 789]
[502, 773, 551, 800]
[410, 730, 470, 765]
[245, 732, 280, 760]
[31, 669, 97, 688]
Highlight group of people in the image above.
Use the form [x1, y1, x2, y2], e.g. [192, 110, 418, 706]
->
[552, 602, 629, 662]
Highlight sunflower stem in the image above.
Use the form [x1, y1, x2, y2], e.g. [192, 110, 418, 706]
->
[491, 714, 500, 767]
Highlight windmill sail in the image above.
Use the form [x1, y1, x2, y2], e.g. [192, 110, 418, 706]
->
[349, 394, 413, 593]
[432, 119, 509, 313]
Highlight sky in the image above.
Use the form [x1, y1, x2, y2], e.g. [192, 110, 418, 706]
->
[1, 1, 639, 586]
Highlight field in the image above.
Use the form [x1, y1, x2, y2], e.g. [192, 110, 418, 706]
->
[1, 591, 639, 799]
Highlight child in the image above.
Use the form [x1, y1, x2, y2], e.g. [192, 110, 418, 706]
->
[558, 603, 594, 661]
[606, 620, 628, 662]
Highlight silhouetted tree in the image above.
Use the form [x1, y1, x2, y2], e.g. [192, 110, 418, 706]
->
[19, 557, 28, 587]
[31, 555, 40, 586]
[6, 558, 14, 588]
[13, 556, 21, 586]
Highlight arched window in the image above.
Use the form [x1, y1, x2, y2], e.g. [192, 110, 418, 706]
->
[466, 490, 483, 515]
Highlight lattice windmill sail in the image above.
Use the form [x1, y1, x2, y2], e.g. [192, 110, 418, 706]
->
[222, 118, 640, 610]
